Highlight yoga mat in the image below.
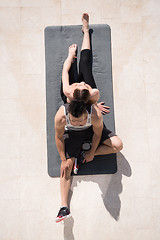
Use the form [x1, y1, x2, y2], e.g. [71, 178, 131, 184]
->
[45, 24, 117, 177]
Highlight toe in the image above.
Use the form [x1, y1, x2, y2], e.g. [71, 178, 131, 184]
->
[69, 44, 74, 48]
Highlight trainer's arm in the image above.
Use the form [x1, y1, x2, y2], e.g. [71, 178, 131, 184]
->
[54, 109, 66, 161]
[84, 106, 103, 162]
[90, 107, 103, 154]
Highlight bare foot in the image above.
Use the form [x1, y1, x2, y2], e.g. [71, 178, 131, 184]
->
[82, 13, 89, 33]
[68, 44, 77, 62]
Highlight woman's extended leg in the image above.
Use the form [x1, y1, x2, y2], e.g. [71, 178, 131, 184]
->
[79, 13, 97, 88]
[81, 13, 90, 51]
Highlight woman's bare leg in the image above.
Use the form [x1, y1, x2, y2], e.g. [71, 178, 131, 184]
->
[60, 158, 74, 207]
[81, 13, 90, 51]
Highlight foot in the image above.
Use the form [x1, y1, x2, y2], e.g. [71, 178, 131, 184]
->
[55, 207, 71, 223]
[68, 44, 77, 62]
[82, 13, 89, 33]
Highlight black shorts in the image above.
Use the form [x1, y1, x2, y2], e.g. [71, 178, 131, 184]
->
[64, 124, 116, 159]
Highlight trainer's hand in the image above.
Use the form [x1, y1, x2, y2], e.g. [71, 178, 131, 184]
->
[61, 160, 69, 178]
[61, 159, 74, 178]
[97, 102, 110, 115]
[84, 151, 94, 163]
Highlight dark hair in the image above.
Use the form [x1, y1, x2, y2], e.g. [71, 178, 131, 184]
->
[73, 89, 90, 104]
[68, 100, 86, 118]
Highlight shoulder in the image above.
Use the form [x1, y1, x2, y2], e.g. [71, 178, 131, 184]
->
[65, 91, 74, 102]
[89, 88, 100, 103]
[54, 106, 66, 126]
[64, 84, 75, 101]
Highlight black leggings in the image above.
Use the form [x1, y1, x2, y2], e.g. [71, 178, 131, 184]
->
[60, 49, 97, 103]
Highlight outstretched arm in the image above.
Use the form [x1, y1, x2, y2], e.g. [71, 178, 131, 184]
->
[90, 90, 110, 114]
[89, 88, 100, 103]
[62, 44, 77, 100]
[62, 55, 73, 99]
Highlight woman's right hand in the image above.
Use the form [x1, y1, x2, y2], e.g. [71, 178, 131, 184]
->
[68, 44, 77, 61]
[97, 102, 110, 115]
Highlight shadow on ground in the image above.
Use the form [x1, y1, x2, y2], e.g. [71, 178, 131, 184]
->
[63, 216, 74, 240]
[63, 152, 132, 239]
[99, 152, 132, 220]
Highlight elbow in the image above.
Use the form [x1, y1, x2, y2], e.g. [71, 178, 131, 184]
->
[90, 89, 100, 103]
[63, 89, 71, 98]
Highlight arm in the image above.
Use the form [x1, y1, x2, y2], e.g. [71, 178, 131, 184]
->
[62, 55, 73, 99]
[89, 88, 100, 104]
[90, 89, 110, 114]
[55, 107, 74, 178]
[84, 105, 103, 162]
[62, 44, 77, 100]
[54, 108, 66, 161]
[97, 102, 110, 114]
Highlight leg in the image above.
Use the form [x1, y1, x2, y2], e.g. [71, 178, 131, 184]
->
[78, 13, 97, 88]
[60, 158, 75, 207]
[56, 132, 84, 223]
[56, 158, 74, 223]
[94, 136, 123, 156]
[81, 13, 90, 51]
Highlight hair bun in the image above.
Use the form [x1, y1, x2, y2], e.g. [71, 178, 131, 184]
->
[73, 89, 90, 103]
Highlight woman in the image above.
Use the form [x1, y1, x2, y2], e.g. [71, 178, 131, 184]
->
[60, 13, 110, 114]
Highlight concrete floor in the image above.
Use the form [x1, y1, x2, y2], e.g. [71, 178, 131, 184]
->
[0, 0, 160, 239]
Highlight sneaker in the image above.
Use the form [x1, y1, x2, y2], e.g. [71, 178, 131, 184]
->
[55, 207, 71, 223]
[73, 158, 78, 174]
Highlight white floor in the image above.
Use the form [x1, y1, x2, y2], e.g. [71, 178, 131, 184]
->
[0, 0, 160, 239]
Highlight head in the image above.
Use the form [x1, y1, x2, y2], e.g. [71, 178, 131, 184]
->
[73, 82, 90, 103]
[68, 100, 87, 126]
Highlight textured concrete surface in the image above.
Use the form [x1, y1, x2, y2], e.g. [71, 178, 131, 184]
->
[0, 0, 160, 239]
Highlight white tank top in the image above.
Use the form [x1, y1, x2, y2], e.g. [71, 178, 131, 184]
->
[63, 104, 92, 131]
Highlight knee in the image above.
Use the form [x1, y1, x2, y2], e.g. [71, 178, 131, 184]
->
[65, 170, 72, 180]
[60, 168, 72, 180]
[113, 137, 123, 153]
[80, 52, 90, 63]
[60, 159, 74, 180]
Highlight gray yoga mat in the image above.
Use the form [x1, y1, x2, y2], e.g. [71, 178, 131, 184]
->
[45, 24, 117, 177]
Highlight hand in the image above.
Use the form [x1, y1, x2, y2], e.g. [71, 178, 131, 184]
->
[97, 102, 110, 115]
[68, 44, 77, 61]
[61, 158, 73, 178]
[84, 151, 95, 163]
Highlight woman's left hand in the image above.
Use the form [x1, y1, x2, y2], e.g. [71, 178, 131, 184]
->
[97, 102, 110, 115]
